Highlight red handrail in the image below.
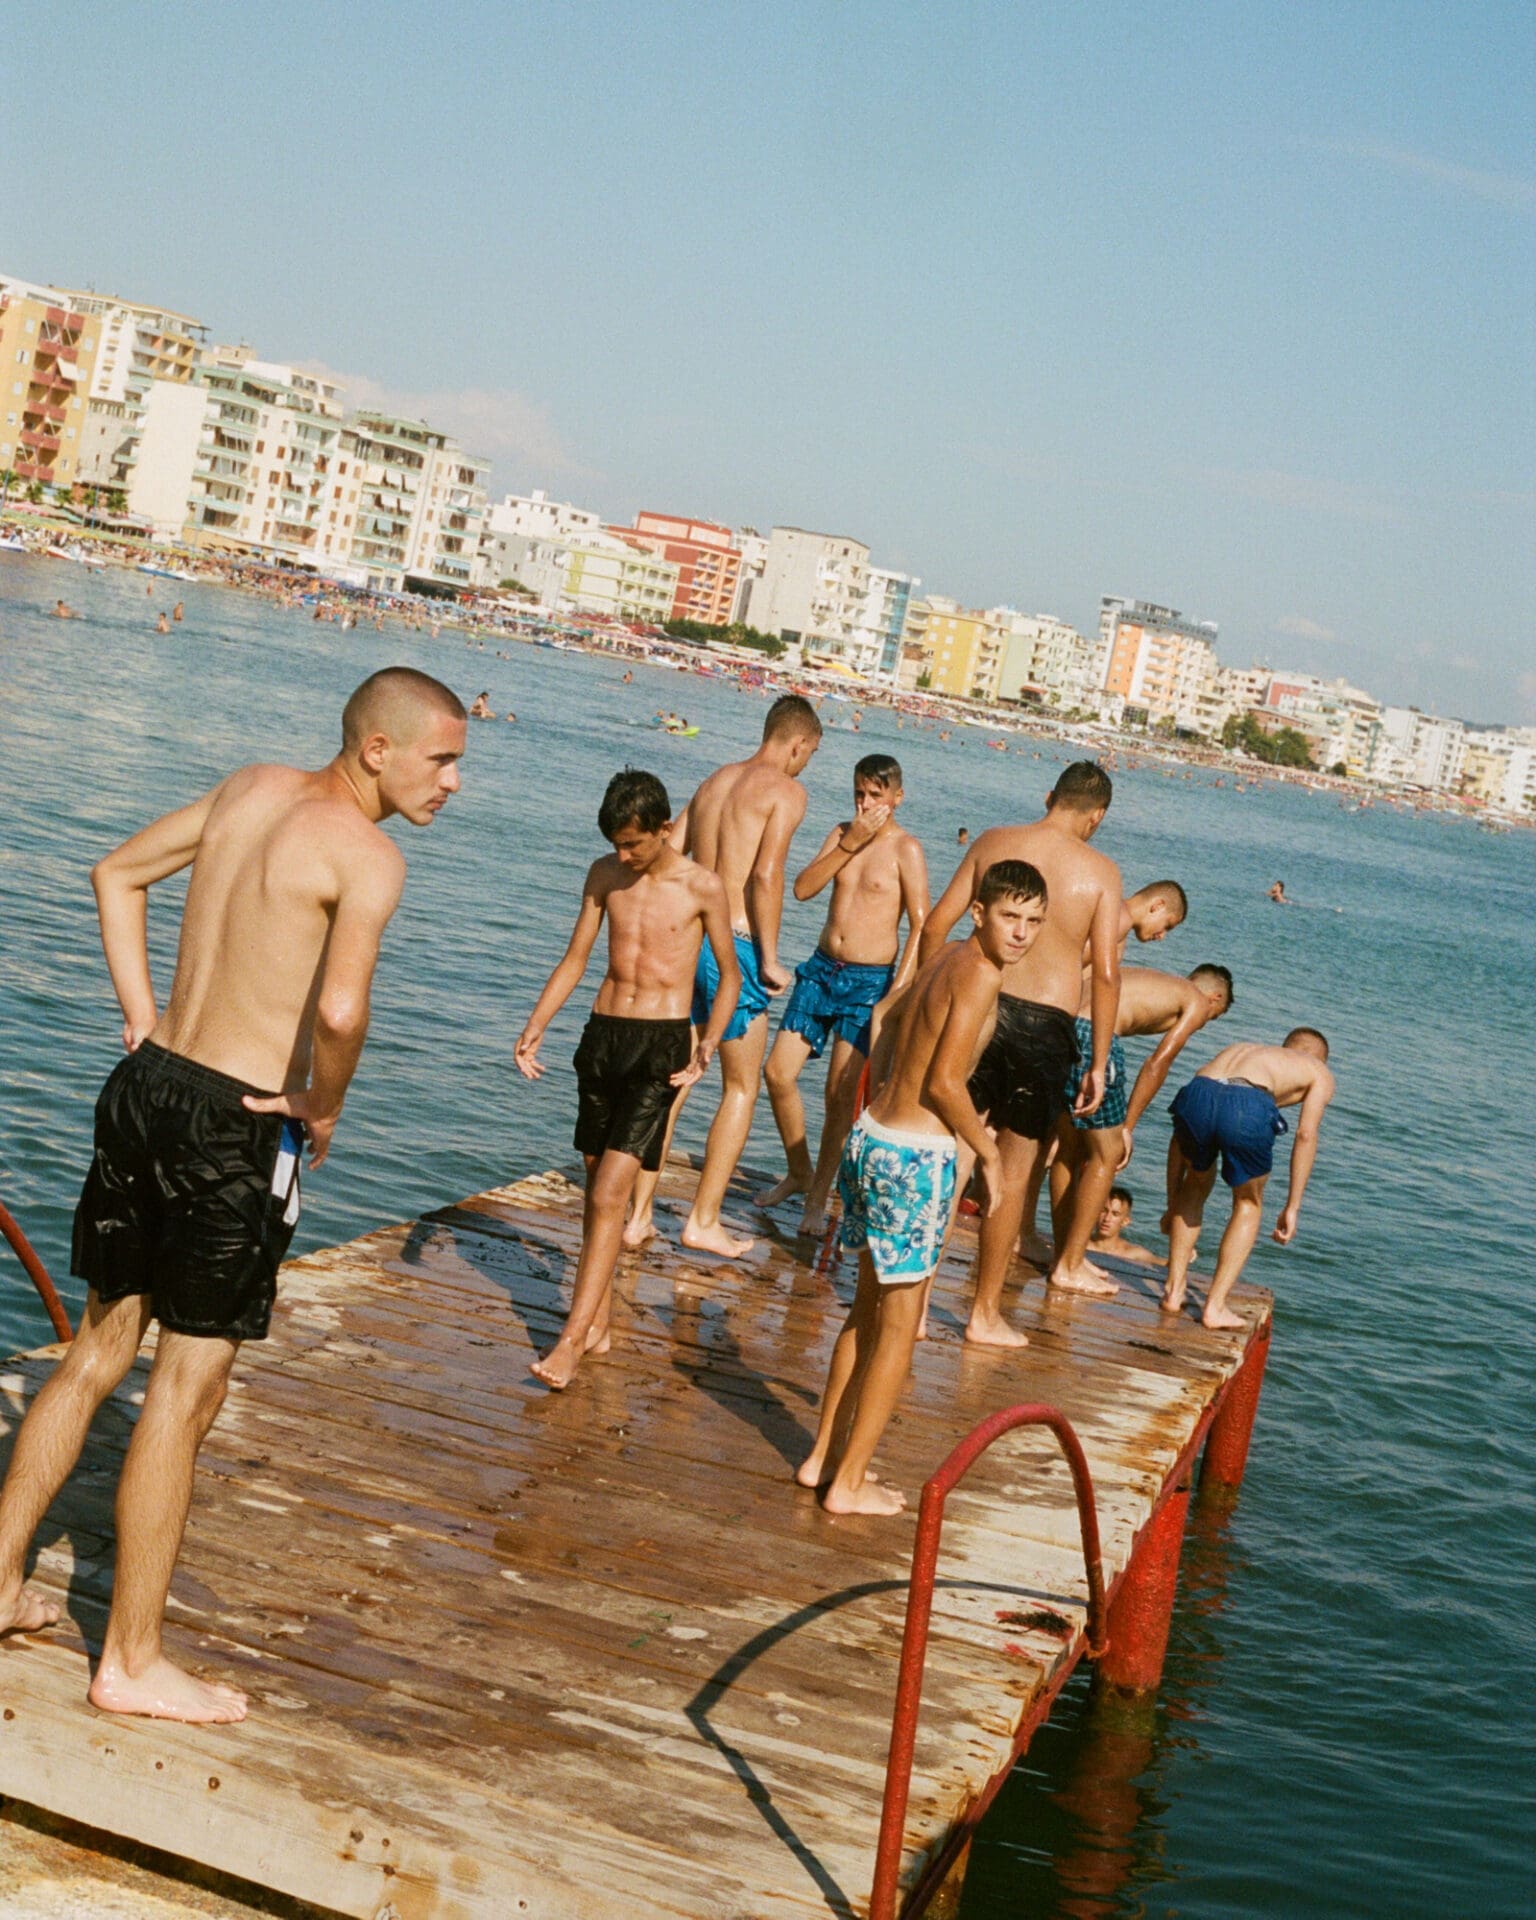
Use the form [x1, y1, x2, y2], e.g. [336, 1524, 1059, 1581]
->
[869, 1403, 1107, 1920]
[0, 1199, 73, 1342]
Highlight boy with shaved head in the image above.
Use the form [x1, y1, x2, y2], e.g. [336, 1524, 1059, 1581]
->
[0, 667, 465, 1724]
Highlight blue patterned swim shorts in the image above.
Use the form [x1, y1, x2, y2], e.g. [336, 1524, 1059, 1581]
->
[779, 947, 895, 1059]
[693, 932, 771, 1044]
[837, 1112, 958, 1285]
[1066, 1017, 1129, 1130]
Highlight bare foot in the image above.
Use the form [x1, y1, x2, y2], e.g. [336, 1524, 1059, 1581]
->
[1201, 1307, 1245, 1331]
[1048, 1261, 1119, 1298]
[1017, 1228, 1053, 1266]
[794, 1456, 879, 1490]
[795, 1205, 828, 1240]
[821, 1479, 907, 1516]
[89, 1655, 247, 1724]
[0, 1584, 61, 1637]
[964, 1312, 1030, 1349]
[1160, 1285, 1186, 1314]
[755, 1173, 807, 1210]
[583, 1326, 611, 1356]
[620, 1214, 655, 1250]
[531, 1337, 583, 1390]
[680, 1218, 755, 1258]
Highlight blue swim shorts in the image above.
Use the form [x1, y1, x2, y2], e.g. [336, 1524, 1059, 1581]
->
[779, 947, 895, 1059]
[837, 1112, 957, 1285]
[693, 931, 770, 1044]
[1066, 1017, 1129, 1130]
[1170, 1077, 1288, 1189]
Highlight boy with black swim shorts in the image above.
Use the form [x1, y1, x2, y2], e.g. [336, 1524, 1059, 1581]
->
[515, 769, 739, 1389]
[757, 754, 929, 1239]
[0, 666, 466, 1725]
[1161, 1029, 1335, 1329]
[795, 861, 1046, 1516]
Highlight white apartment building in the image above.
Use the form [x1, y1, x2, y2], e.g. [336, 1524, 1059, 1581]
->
[1099, 597, 1223, 731]
[730, 528, 769, 624]
[345, 410, 487, 593]
[486, 488, 603, 543]
[1377, 706, 1467, 791]
[995, 614, 1097, 705]
[743, 526, 870, 656]
[843, 566, 918, 680]
[561, 536, 679, 623]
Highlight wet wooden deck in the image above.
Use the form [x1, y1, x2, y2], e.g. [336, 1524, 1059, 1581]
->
[0, 1159, 1270, 1920]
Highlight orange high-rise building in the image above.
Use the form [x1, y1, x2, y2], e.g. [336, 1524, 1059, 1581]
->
[611, 511, 741, 625]
[0, 293, 102, 493]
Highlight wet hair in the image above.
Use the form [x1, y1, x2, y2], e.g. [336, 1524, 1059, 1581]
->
[1049, 760, 1113, 813]
[1137, 879, 1188, 924]
[598, 768, 670, 838]
[1191, 963, 1235, 1007]
[854, 752, 902, 790]
[342, 666, 466, 748]
[1284, 1025, 1329, 1058]
[1108, 1186, 1134, 1211]
[977, 859, 1047, 908]
[762, 693, 823, 743]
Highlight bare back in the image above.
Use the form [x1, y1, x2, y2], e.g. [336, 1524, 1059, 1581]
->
[155, 766, 402, 1092]
[1102, 967, 1201, 1036]
[684, 757, 805, 933]
[870, 942, 999, 1138]
[1197, 1042, 1332, 1108]
[957, 821, 1120, 1011]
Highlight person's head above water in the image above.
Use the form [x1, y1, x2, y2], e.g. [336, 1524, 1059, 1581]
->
[1046, 760, 1112, 832]
[339, 666, 467, 826]
[761, 692, 822, 774]
[1097, 1186, 1135, 1238]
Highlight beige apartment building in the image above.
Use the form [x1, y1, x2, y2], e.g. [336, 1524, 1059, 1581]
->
[1100, 597, 1222, 730]
[0, 292, 102, 494]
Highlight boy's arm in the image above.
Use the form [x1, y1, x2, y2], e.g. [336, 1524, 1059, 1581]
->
[1118, 988, 1207, 1166]
[514, 863, 608, 1080]
[926, 963, 1004, 1209]
[668, 801, 691, 853]
[1274, 1067, 1334, 1243]
[917, 845, 980, 965]
[747, 785, 807, 992]
[90, 780, 226, 1050]
[792, 821, 862, 901]
[1075, 875, 1123, 1118]
[674, 875, 740, 1086]
[891, 836, 931, 990]
[242, 841, 406, 1168]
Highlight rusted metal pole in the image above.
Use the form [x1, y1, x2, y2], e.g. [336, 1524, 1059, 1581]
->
[0, 1199, 72, 1343]
[1095, 1479, 1190, 1694]
[1200, 1315, 1271, 1496]
[868, 1404, 1107, 1920]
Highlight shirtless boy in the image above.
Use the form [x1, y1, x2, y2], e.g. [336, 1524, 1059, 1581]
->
[757, 754, 929, 1238]
[1162, 1029, 1335, 1330]
[1049, 962, 1234, 1294]
[0, 667, 465, 1723]
[514, 770, 738, 1389]
[919, 763, 1122, 1345]
[1088, 1187, 1164, 1268]
[625, 694, 821, 1258]
[797, 861, 1046, 1515]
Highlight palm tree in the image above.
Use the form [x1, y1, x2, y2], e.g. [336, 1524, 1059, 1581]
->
[106, 488, 128, 516]
[0, 468, 15, 510]
[25, 481, 45, 506]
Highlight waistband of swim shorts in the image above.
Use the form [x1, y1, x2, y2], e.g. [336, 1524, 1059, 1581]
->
[996, 994, 1078, 1037]
[133, 1039, 280, 1103]
[854, 1111, 957, 1156]
[585, 1012, 692, 1038]
[810, 947, 896, 979]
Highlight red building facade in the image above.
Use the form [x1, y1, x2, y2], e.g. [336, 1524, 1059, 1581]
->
[610, 511, 741, 626]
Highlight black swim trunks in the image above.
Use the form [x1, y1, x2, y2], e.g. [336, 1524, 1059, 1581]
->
[573, 1013, 691, 1171]
[967, 995, 1080, 1142]
[72, 1040, 302, 1342]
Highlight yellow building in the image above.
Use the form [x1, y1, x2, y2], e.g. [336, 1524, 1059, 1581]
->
[0, 293, 102, 494]
[918, 600, 1009, 701]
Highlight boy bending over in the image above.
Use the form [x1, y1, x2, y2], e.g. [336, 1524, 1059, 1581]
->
[515, 770, 738, 1388]
[797, 861, 1047, 1516]
[1162, 1028, 1334, 1330]
[758, 754, 929, 1238]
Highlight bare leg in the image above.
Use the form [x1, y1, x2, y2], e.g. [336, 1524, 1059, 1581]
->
[821, 1259, 925, 1516]
[624, 1059, 693, 1248]
[682, 1017, 768, 1257]
[921, 1135, 976, 1340]
[534, 1150, 641, 1389]
[966, 1129, 1040, 1348]
[1201, 1177, 1267, 1329]
[794, 1296, 862, 1488]
[1022, 1143, 1061, 1267]
[756, 1029, 816, 1208]
[87, 1330, 247, 1722]
[799, 1037, 863, 1236]
[1049, 1128, 1123, 1297]
[1162, 1157, 1216, 1314]
[0, 1291, 152, 1638]
[1161, 1132, 1185, 1235]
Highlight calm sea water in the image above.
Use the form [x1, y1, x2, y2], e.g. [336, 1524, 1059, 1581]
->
[2, 558, 1531, 1917]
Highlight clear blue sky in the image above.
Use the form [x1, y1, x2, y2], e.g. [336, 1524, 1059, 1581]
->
[6, 1, 1532, 721]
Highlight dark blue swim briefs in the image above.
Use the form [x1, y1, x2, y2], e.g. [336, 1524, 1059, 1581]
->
[1170, 1076, 1288, 1188]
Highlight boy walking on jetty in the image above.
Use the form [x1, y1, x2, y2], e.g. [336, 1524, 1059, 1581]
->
[920, 763, 1122, 1345]
[1162, 1030, 1335, 1330]
[798, 861, 1048, 1515]
[515, 770, 738, 1389]
[1049, 962, 1234, 1292]
[625, 694, 822, 1259]
[757, 753, 930, 1238]
[0, 667, 466, 1722]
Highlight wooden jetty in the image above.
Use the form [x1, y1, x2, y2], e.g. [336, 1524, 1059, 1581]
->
[0, 1158, 1271, 1920]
